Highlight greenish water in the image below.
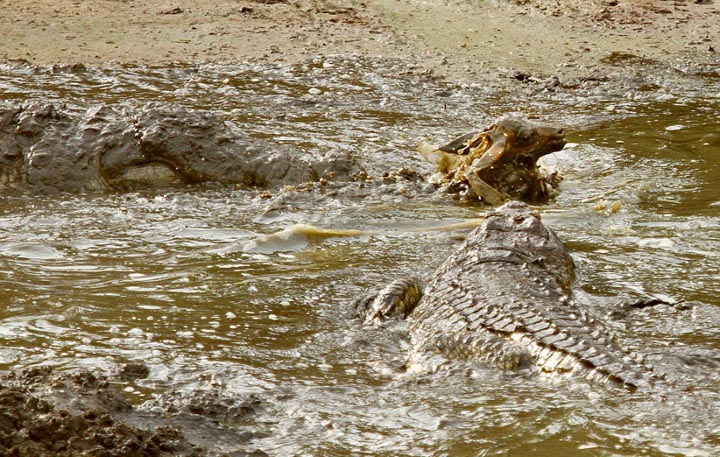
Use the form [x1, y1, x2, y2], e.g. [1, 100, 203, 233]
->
[1, 58, 719, 456]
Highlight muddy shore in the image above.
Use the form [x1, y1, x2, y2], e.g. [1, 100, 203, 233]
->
[1, 0, 718, 80]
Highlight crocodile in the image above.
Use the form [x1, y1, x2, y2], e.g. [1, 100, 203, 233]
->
[358, 201, 653, 389]
[0, 102, 360, 194]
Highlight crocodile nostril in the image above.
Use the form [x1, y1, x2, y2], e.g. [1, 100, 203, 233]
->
[557, 128, 564, 135]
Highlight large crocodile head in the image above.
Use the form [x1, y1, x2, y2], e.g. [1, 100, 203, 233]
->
[470, 200, 576, 291]
[417, 116, 566, 204]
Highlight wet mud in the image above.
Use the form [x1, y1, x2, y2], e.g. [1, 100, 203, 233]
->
[0, 367, 202, 456]
[0, 366, 282, 456]
[0, 102, 360, 194]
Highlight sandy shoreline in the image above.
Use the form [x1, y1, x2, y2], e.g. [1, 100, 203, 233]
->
[1, 0, 717, 80]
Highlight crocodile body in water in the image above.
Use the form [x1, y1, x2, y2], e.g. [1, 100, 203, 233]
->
[359, 201, 653, 389]
[0, 103, 360, 194]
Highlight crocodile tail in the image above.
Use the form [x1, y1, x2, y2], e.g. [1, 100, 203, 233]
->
[509, 330, 653, 390]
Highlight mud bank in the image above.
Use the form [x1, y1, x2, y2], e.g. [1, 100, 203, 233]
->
[1, 1, 717, 81]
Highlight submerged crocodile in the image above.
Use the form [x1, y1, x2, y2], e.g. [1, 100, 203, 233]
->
[358, 201, 653, 389]
[418, 116, 566, 205]
[0, 103, 360, 194]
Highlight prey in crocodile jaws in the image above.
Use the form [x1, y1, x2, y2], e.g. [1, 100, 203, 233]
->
[358, 201, 653, 390]
[418, 116, 566, 205]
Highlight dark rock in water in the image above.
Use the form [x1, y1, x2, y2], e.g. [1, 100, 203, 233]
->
[0, 102, 362, 194]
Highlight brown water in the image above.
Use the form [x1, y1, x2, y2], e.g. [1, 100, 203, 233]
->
[1, 58, 719, 456]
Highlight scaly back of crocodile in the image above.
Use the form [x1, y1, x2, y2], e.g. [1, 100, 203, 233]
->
[408, 201, 651, 389]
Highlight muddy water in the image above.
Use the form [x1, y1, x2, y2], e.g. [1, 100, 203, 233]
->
[1, 58, 719, 455]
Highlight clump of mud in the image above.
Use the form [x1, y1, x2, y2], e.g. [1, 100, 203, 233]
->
[0, 367, 200, 456]
[0, 366, 276, 456]
[137, 387, 272, 457]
